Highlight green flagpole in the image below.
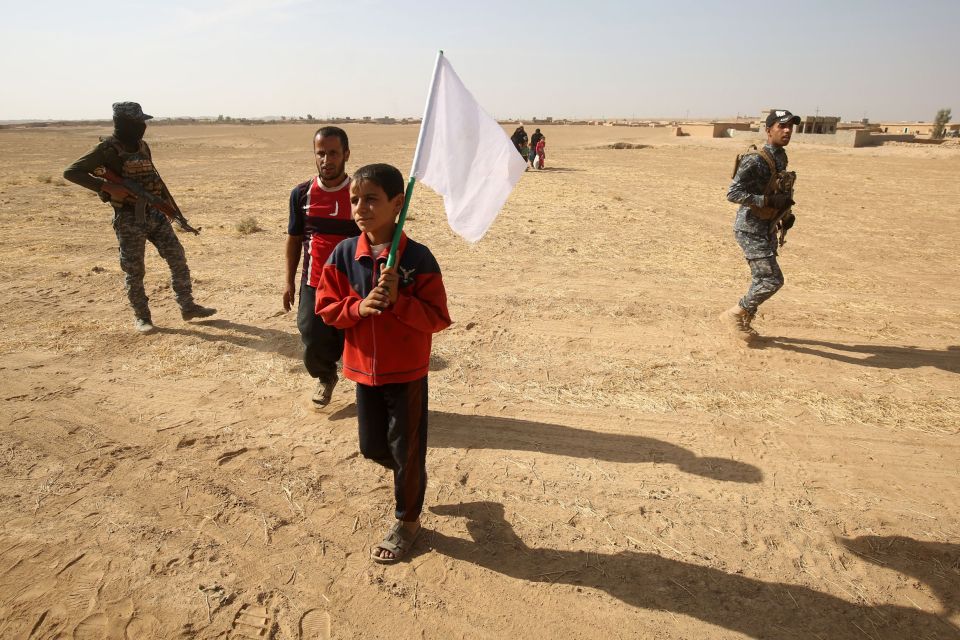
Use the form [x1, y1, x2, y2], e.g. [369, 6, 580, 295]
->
[386, 176, 417, 269]
[386, 50, 444, 268]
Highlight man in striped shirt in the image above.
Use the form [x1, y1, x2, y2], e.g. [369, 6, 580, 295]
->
[283, 127, 359, 405]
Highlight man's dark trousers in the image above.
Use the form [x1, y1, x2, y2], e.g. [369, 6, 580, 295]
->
[297, 282, 343, 383]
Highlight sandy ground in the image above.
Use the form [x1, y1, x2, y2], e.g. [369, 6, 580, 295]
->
[0, 123, 958, 639]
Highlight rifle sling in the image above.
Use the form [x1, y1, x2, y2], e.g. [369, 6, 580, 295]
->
[757, 147, 779, 197]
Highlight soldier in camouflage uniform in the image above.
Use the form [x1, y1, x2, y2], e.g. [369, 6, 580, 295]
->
[720, 109, 800, 341]
[64, 102, 215, 334]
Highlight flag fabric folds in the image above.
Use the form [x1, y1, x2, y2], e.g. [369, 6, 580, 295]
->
[411, 55, 527, 243]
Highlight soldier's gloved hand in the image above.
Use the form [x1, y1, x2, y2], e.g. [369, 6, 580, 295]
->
[781, 212, 796, 231]
[766, 193, 795, 210]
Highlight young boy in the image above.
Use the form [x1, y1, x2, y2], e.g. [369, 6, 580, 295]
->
[316, 164, 451, 563]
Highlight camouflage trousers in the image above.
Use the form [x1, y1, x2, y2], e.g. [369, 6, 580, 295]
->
[735, 230, 784, 315]
[112, 207, 193, 320]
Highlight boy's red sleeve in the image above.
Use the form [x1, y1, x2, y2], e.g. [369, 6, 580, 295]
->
[390, 272, 451, 334]
[316, 263, 363, 328]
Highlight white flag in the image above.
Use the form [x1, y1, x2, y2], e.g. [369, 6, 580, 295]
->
[411, 55, 527, 243]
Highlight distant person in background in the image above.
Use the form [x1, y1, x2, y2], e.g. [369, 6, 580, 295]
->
[510, 125, 528, 158]
[529, 128, 544, 168]
[720, 109, 800, 341]
[519, 140, 531, 167]
[283, 126, 359, 406]
[63, 101, 216, 334]
[533, 135, 546, 169]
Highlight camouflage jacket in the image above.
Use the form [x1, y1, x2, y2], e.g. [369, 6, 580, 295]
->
[727, 143, 788, 235]
[64, 138, 173, 212]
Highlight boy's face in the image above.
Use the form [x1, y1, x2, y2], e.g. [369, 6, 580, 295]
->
[350, 179, 404, 242]
[314, 135, 349, 184]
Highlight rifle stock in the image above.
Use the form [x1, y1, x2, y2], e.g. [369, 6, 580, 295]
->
[101, 169, 201, 235]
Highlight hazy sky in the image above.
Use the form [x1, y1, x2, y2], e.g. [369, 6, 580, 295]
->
[2, 0, 957, 122]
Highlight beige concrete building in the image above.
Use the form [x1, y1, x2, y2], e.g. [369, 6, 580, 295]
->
[795, 115, 840, 134]
[877, 122, 960, 135]
[757, 110, 839, 133]
[678, 122, 754, 138]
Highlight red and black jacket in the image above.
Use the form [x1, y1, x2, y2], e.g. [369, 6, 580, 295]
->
[316, 232, 451, 386]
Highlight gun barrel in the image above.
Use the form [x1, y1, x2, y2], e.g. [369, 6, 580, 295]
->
[101, 169, 200, 234]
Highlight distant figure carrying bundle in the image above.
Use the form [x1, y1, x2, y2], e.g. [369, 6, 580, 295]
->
[532, 135, 546, 170]
[316, 164, 451, 563]
[720, 109, 799, 341]
[63, 102, 215, 334]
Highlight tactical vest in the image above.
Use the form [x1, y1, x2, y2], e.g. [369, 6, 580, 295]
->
[733, 145, 797, 220]
[101, 137, 164, 208]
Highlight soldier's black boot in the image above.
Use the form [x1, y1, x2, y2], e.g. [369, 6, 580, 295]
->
[181, 303, 217, 321]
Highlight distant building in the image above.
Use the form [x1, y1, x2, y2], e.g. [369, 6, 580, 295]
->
[757, 109, 840, 134]
[876, 122, 960, 136]
[795, 115, 840, 134]
[678, 122, 755, 138]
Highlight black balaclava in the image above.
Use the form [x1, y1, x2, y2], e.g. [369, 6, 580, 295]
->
[114, 117, 146, 146]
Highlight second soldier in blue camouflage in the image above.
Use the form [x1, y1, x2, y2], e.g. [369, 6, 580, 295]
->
[720, 109, 800, 341]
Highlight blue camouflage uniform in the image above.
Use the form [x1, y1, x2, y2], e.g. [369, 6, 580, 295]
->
[726, 143, 788, 315]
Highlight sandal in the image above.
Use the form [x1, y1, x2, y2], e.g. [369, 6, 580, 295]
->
[371, 521, 420, 564]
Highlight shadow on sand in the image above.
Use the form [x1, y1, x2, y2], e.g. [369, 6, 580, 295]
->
[156, 318, 301, 359]
[528, 166, 581, 173]
[426, 501, 959, 639]
[759, 337, 960, 374]
[839, 535, 960, 617]
[329, 406, 762, 483]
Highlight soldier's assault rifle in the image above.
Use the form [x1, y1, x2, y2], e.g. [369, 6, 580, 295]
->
[99, 169, 201, 235]
[767, 171, 796, 248]
[770, 209, 796, 247]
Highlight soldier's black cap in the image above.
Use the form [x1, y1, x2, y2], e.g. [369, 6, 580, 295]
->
[765, 109, 801, 128]
[112, 102, 153, 121]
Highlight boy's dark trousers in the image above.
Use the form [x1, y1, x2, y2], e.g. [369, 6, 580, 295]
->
[356, 377, 429, 522]
[297, 282, 343, 383]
